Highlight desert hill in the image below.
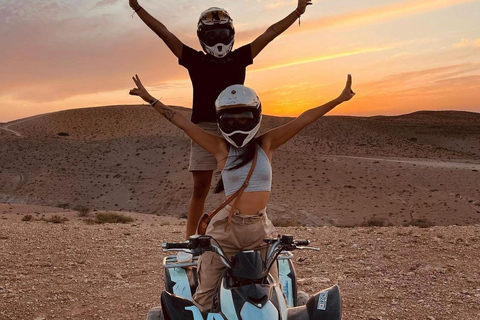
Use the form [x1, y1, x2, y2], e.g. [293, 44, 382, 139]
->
[1, 106, 479, 226]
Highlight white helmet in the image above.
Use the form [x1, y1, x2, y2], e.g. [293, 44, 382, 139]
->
[215, 85, 262, 148]
[197, 7, 235, 58]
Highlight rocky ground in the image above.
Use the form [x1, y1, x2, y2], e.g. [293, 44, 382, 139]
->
[2, 109, 480, 319]
[1, 204, 479, 320]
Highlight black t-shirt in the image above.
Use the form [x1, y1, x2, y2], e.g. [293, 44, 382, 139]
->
[179, 44, 253, 124]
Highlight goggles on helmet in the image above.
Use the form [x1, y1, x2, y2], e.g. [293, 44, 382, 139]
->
[202, 28, 233, 46]
[218, 111, 256, 133]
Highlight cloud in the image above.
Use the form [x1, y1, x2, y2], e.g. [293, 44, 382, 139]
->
[0, 27, 187, 103]
[358, 63, 480, 94]
[96, 0, 120, 7]
[350, 63, 480, 115]
[453, 38, 480, 48]
[236, 0, 480, 42]
[264, 1, 292, 10]
[250, 45, 397, 73]
[1, 0, 75, 22]
[431, 74, 480, 88]
[0, 1, 192, 103]
[345, 72, 480, 116]
[306, 0, 479, 30]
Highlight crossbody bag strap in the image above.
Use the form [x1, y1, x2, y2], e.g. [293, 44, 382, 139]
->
[197, 147, 258, 235]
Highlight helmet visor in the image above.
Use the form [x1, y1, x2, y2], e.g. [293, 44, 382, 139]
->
[200, 10, 231, 26]
[202, 28, 233, 46]
[218, 111, 256, 133]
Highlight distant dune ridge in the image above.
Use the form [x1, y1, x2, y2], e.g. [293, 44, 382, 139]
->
[1, 106, 479, 226]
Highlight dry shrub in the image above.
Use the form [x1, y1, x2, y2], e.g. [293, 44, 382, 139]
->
[43, 215, 69, 224]
[178, 212, 188, 219]
[404, 219, 434, 228]
[74, 205, 90, 217]
[22, 215, 33, 222]
[271, 218, 302, 227]
[86, 212, 134, 224]
[362, 217, 386, 227]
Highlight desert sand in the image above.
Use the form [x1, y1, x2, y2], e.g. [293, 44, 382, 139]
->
[1, 106, 480, 319]
[1, 106, 479, 227]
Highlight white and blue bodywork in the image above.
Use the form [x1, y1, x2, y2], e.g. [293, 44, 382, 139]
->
[161, 251, 341, 320]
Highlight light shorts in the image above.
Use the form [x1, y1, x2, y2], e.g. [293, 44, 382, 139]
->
[189, 122, 222, 172]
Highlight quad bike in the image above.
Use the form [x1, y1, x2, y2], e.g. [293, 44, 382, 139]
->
[160, 234, 341, 320]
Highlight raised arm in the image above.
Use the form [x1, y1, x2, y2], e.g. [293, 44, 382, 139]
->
[250, 0, 311, 59]
[129, 0, 184, 59]
[129, 75, 226, 158]
[260, 75, 355, 151]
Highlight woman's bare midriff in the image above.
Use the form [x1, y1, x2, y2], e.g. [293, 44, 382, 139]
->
[228, 191, 270, 215]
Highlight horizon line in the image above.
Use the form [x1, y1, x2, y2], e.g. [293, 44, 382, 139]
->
[2, 104, 479, 124]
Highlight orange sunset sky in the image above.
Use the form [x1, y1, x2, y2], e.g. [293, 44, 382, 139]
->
[1, 0, 479, 122]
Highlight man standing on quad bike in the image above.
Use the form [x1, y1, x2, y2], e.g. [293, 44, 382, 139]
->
[129, 0, 313, 239]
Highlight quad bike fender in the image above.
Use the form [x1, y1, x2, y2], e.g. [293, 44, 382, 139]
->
[278, 254, 298, 307]
[161, 291, 199, 320]
[287, 285, 341, 320]
[161, 291, 228, 320]
[164, 266, 198, 301]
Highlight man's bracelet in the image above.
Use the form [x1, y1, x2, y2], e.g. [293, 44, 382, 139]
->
[149, 99, 159, 107]
[131, 6, 142, 18]
[295, 9, 302, 26]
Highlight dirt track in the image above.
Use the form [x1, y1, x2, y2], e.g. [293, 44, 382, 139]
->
[1, 205, 480, 320]
[330, 155, 480, 170]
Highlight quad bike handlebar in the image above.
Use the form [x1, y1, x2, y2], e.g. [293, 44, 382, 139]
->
[162, 242, 190, 250]
[163, 234, 319, 272]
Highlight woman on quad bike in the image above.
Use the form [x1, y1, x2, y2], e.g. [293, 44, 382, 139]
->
[129, 74, 355, 312]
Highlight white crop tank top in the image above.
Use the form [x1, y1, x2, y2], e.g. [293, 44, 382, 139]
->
[221, 145, 272, 196]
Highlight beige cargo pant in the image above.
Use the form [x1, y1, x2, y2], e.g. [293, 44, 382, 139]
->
[192, 205, 278, 312]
